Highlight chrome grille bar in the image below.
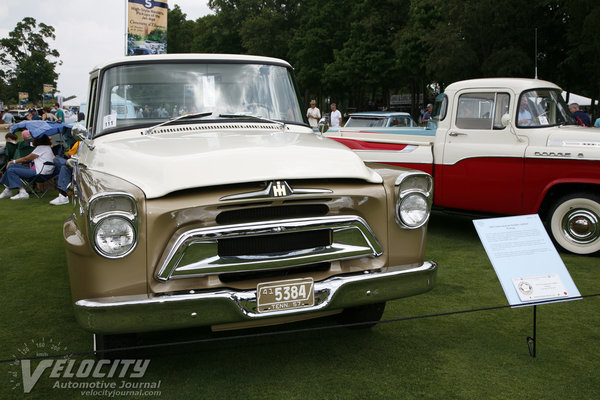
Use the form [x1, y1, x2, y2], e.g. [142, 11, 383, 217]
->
[156, 216, 383, 281]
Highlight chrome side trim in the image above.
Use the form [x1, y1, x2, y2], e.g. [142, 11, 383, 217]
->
[156, 216, 383, 281]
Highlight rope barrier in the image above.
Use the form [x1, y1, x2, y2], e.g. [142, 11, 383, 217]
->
[2, 293, 598, 364]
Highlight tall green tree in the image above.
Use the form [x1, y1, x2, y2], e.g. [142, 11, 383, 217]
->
[324, 0, 408, 109]
[167, 4, 197, 53]
[0, 17, 60, 104]
[288, 0, 354, 106]
[164, 0, 593, 116]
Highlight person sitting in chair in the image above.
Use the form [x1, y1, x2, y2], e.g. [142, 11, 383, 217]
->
[49, 135, 80, 206]
[0, 134, 55, 200]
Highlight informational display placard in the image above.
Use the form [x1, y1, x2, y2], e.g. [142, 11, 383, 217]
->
[473, 214, 580, 307]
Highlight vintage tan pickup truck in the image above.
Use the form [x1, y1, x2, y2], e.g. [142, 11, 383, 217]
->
[64, 54, 437, 355]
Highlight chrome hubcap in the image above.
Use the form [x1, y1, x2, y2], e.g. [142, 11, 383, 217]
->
[562, 209, 600, 244]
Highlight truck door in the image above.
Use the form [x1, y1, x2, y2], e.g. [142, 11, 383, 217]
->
[437, 91, 527, 214]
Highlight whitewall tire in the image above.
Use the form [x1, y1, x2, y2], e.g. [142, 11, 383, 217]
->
[548, 193, 600, 255]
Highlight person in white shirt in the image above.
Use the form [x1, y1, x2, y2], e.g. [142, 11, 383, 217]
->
[330, 103, 342, 127]
[517, 96, 534, 126]
[306, 100, 321, 129]
[0, 134, 55, 200]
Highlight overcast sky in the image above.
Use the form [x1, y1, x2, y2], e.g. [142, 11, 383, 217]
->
[0, 1, 212, 105]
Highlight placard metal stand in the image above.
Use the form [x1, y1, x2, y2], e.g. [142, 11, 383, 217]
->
[526, 305, 537, 357]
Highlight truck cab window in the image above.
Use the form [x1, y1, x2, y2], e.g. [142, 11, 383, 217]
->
[456, 92, 494, 129]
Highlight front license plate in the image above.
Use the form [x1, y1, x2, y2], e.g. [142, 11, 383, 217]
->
[257, 278, 314, 313]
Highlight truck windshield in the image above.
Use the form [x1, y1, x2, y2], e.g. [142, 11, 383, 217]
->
[516, 89, 576, 128]
[94, 62, 304, 136]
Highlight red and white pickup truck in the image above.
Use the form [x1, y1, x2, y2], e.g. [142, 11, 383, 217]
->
[325, 78, 600, 255]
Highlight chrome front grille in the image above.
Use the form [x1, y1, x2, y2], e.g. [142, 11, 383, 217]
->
[156, 216, 383, 281]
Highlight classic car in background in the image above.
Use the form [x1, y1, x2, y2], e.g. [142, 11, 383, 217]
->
[344, 111, 417, 128]
[65, 54, 437, 355]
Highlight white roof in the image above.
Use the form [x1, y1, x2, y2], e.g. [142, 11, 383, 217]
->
[445, 78, 561, 93]
[91, 53, 293, 74]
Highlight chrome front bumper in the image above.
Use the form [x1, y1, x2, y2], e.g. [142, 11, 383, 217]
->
[74, 261, 437, 334]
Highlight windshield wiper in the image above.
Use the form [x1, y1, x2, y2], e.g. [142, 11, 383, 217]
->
[143, 112, 213, 135]
[219, 114, 286, 132]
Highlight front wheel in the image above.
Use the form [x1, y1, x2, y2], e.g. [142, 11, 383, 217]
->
[547, 193, 600, 255]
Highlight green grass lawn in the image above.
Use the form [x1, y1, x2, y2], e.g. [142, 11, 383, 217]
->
[1, 197, 598, 399]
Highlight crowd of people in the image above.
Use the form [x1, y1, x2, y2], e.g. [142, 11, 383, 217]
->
[0, 103, 81, 204]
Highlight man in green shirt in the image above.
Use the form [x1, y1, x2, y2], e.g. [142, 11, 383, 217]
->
[54, 102, 64, 123]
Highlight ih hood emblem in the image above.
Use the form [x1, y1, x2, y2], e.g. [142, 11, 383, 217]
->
[219, 181, 333, 201]
[270, 181, 290, 197]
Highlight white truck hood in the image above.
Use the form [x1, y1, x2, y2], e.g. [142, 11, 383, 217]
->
[83, 126, 383, 199]
[547, 125, 600, 148]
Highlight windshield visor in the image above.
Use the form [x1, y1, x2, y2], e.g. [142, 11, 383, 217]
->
[95, 62, 303, 135]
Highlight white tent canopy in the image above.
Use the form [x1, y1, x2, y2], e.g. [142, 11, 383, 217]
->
[562, 91, 598, 106]
[62, 98, 81, 108]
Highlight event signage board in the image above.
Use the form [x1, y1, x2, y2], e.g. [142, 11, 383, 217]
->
[473, 214, 580, 307]
[127, 0, 168, 56]
[43, 84, 54, 100]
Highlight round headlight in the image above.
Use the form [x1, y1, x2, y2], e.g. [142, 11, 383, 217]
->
[398, 193, 429, 228]
[94, 216, 136, 257]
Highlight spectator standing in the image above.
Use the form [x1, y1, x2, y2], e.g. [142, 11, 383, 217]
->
[0, 134, 54, 200]
[330, 103, 342, 127]
[568, 103, 591, 126]
[27, 108, 41, 120]
[42, 107, 58, 121]
[2, 110, 15, 124]
[422, 103, 433, 124]
[306, 100, 321, 129]
[54, 103, 65, 123]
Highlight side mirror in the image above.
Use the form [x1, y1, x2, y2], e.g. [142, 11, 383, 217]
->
[72, 123, 95, 150]
[71, 122, 86, 140]
[500, 113, 525, 142]
[318, 117, 327, 135]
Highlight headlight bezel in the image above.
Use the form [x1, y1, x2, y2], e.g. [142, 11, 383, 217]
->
[394, 172, 433, 229]
[88, 192, 139, 258]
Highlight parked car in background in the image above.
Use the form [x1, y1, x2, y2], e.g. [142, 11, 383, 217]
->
[8, 109, 29, 122]
[344, 111, 417, 128]
[66, 54, 437, 356]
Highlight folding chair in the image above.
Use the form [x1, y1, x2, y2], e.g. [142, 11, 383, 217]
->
[20, 161, 58, 198]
